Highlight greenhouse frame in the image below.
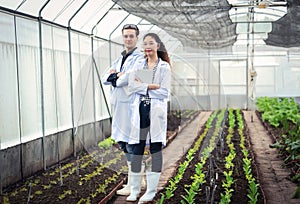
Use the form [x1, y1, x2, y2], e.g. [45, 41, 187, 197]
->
[0, 0, 299, 203]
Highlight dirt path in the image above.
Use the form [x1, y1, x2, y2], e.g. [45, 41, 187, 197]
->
[243, 111, 298, 204]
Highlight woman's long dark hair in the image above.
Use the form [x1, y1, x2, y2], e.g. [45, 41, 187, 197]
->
[143, 33, 170, 64]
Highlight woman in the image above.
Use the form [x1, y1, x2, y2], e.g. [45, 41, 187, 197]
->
[126, 33, 171, 203]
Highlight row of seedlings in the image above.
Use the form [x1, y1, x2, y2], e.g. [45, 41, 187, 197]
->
[217, 109, 261, 204]
[236, 109, 260, 204]
[3, 139, 127, 204]
[180, 109, 227, 204]
[156, 109, 225, 204]
[156, 109, 262, 204]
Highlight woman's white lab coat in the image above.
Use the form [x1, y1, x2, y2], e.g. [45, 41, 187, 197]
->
[128, 58, 171, 145]
[101, 49, 143, 142]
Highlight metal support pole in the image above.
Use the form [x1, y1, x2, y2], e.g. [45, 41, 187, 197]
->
[90, 1, 118, 125]
[67, 0, 89, 157]
[13, 12, 23, 179]
[38, 0, 51, 171]
[91, 37, 112, 122]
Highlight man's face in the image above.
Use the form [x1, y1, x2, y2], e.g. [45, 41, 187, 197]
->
[122, 29, 138, 51]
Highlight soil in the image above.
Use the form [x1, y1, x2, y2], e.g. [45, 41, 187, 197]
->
[1, 109, 298, 204]
[152, 109, 265, 204]
[244, 111, 298, 204]
[255, 110, 300, 179]
[110, 110, 299, 204]
[0, 110, 198, 204]
[1, 147, 128, 204]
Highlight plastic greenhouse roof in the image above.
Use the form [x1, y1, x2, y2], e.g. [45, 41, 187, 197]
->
[0, 0, 145, 37]
[1, 0, 299, 49]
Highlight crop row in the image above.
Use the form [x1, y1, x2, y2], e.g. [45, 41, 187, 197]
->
[3, 144, 126, 204]
[256, 97, 300, 182]
[156, 109, 262, 204]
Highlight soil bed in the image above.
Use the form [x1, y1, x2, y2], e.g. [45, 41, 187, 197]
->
[1, 110, 199, 204]
[255, 110, 300, 181]
[153, 109, 264, 204]
[2, 147, 127, 204]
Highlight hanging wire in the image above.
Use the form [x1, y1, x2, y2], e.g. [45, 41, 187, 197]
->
[249, 0, 258, 103]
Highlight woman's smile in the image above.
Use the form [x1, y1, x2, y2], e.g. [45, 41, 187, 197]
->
[145, 48, 152, 53]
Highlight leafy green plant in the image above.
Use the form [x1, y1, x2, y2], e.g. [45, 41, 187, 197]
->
[248, 180, 259, 204]
[98, 137, 116, 149]
[158, 194, 165, 204]
[35, 190, 43, 195]
[256, 97, 300, 183]
[236, 109, 260, 204]
[2, 194, 9, 204]
[181, 182, 199, 204]
[159, 110, 220, 202]
[58, 190, 72, 200]
[179, 109, 226, 204]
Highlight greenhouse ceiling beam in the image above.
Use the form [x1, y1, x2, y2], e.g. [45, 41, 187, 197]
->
[0, 6, 37, 19]
[107, 15, 144, 65]
[231, 1, 287, 8]
[53, 0, 77, 22]
[231, 11, 287, 19]
[108, 13, 130, 66]
[107, 0, 144, 66]
[67, 0, 89, 28]
[91, 1, 119, 35]
[15, 0, 27, 11]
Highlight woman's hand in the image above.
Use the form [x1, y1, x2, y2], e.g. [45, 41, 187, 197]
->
[148, 84, 160, 90]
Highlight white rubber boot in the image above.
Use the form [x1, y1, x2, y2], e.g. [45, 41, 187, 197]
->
[126, 171, 142, 202]
[116, 162, 131, 195]
[138, 172, 161, 203]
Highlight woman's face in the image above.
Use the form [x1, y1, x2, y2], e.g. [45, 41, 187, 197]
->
[143, 36, 159, 57]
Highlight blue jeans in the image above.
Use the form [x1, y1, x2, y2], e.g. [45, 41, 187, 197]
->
[131, 101, 163, 173]
[118, 141, 133, 162]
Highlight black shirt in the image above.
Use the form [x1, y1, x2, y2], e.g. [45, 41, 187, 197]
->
[120, 47, 137, 71]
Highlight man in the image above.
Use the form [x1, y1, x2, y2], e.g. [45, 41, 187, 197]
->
[101, 24, 145, 195]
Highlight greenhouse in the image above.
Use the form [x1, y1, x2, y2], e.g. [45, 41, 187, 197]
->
[0, 0, 299, 203]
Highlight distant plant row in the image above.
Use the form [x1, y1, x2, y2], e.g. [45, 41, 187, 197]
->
[256, 97, 300, 183]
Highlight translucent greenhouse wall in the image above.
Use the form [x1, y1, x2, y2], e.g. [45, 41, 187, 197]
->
[170, 45, 300, 111]
[0, 12, 117, 148]
[0, 10, 122, 187]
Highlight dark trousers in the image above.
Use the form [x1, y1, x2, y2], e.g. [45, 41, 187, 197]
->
[131, 101, 163, 173]
[118, 141, 133, 162]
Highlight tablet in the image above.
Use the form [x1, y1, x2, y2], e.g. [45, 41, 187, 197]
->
[136, 69, 153, 84]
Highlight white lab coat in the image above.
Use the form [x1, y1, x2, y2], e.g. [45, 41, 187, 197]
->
[101, 49, 143, 142]
[128, 58, 171, 145]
